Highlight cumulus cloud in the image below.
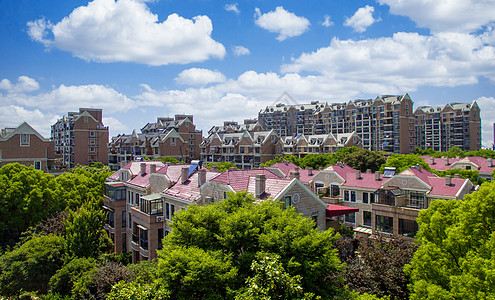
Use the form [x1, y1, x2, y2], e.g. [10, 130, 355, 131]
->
[0, 76, 40, 93]
[282, 31, 495, 91]
[344, 5, 379, 33]
[224, 3, 240, 15]
[27, 0, 225, 65]
[322, 15, 334, 28]
[232, 45, 250, 56]
[378, 0, 495, 33]
[103, 116, 129, 133]
[175, 68, 226, 86]
[0, 105, 59, 138]
[254, 6, 310, 41]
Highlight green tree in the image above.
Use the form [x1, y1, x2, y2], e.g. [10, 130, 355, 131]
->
[261, 154, 300, 167]
[379, 154, 430, 173]
[107, 281, 170, 300]
[235, 253, 316, 300]
[0, 234, 65, 298]
[0, 163, 61, 248]
[206, 162, 238, 172]
[343, 149, 387, 172]
[64, 201, 112, 259]
[406, 181, 495, 299]
[160, 191, 344, 299]
[49, 257, 97, 296]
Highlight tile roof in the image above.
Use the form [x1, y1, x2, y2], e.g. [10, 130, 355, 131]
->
[155, 164, 192, 183]
[210, 168, 286, 191]
[268, 162, 319, 183]
[400, 167, 437, 185]
[164, 171, 220, 202]
[420, 156, 460, 171]
[247, 177, 293, 200]
[427, 177, 468, 197]
[421, 156, 495, 174]
[342, 172, 385, 189]
[323, 164, 356, 180]
[127, 162, 166, 188]
[108, 161, 165, 181]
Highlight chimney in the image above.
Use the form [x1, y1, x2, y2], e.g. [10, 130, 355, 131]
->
[319, 167, 324, 171]
[181, 167, 189, 184]
[229, 167, 237, 171]
[150, 164, 156, 174]
[140, 163, 146, 176]
[307, 167, 313, 176]
[166, 162, 171, 166]
[356, 170, 361, 179]
[375, 171, 381, 181]
[445, 175, 452, 186]
[430, 157, 435, 165]
[198, 168, 206, 187]
[289, 167, 300, 180]
[366, 169, 372, 174]
[453, 174, 460, 179]
[445, 157, 450, 166]
[255, 174, 266, 197]
[211, 165, 219, 172]
[488, 158, 493, 167]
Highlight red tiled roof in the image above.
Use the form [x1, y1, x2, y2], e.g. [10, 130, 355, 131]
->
[326, 204, 359, 217]
[420, 156, 460, 171]
[270, 162, 297, 176]
[399, 167, 437, 185]
[109, 161, 165, 182]
[342, 172, 385, 189]
[164, 171, 219, 202]
[155, 164, 192, 183]
[127, 162, 165, 187]
[210, 168, 283, 191]
[247, 177, 293, 200]
[324, 164, 356, 179]
[427, 177, 468, 197]
[422, 156, 495, 175]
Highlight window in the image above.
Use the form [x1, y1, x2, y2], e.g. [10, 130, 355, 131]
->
[363, 192, 369, 204]
[363, 211, 372, 227]
[90, 131, 95, 137]
[108, 210, 115, 228]
[158, 228, 164, 250]
[139, 227, 148, 250]
[370, 193, 375, 203]
[408, 191, 426, 209]
[345, 212, 355, 224]
[344, 190, 350, 202]
[20, 134, 30, 146]
[399, 219, 419, 238]
[165, 203, 175, 220]
[128, 213, 132, 229]
[135, 194, 140, 206]
[376, 215, 393, 233]
[331, 185, 340, 197]
[34, 161, 41, 170]
[284, 196, 292, 209]
[122, 211, 126, 228]
[170, 138, 176, 146]
[128, 191, 131, 204]
[122, 233, 127, 253]
[350, 191, 356, 202]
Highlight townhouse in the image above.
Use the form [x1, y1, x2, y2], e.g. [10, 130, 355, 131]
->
[421, 156, 495, 179]
[0, 122, 59, 172]
[108, 115, 202, 170]
[51, 108, 108, 168]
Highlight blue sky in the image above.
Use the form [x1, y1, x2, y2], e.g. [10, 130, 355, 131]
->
[1, 0, 495, 147]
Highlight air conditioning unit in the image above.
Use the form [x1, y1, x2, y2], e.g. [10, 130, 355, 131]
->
[156, 216, 165, 222]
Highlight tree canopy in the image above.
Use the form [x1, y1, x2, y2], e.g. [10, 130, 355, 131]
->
[206, 162, 238, 172]
[405, 181, 495, 299]
[343, 149, 386, 172]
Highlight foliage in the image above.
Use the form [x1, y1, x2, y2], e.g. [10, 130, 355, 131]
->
[206, 162, 238, 172]
[235, 253, 318, 300]
[159, 191, 344, 299]
[415, 146, 495, 159]
[438, 169, 485, 185]
[406, 181, 495, 299]
[100, 251, 132, 265]
[343, 149, 387, 172]
[127, 260, 160, 284]
[107, 281, 170, 300]
[261, 154, 300, 167]
[0, 234, 65, 297]
[344, 235, 417, 299]
[379, 154, 431, 173]
[64, 201, 113, 259]
[0, 163, 60, 248]
[49, 257, 97, 296]
[72, 261, 133, 300]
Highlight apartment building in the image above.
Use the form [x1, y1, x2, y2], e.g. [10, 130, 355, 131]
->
[108, 115, 202, 170]
[0, 122, 59, 171]
[259, 94, 415, 153]
[200, 126, 283, 169]
[414, 101, 481, 152]
[310, 164, 474, 237]
[281, 132, 361, 157]
[51, 108, 108, 168]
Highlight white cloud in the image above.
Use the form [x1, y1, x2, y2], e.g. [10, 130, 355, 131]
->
[344, 5, 379, 33]
[0, 105, 59, 138]
[232, 45, 250, 56]
[0, 76, 40, 93]
[254, 6, 310, 41]
[103, 116, 129, 134]
[282, 31, 495, 91]
[175, 68, 226, 86]
[224, 3, 240, 15]
[27, 0, 225, 65]
[378, 0, 495, 33]
[322, 15, 334, 28]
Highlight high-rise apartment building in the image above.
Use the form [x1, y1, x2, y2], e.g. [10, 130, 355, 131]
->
[259, 94, 415, 153]
[51, 108, 109, 168]
[414, 101, 481, 152]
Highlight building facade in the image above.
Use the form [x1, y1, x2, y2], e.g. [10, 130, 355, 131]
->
[108, 115, 202, 170]
[0, 122, 59, 172]
[51, 108, 108, 168]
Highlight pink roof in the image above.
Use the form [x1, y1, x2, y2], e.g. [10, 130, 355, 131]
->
[155, 164, 192, 183]
[210, 168, 286, 191]
[269, 162, 319, 183]
[326, 204, 358, 217]
[324, 164, 356, 180]
[422, 156, 494, 174]
[427, 177, 467, 197]
[400, 167, 437, 185]
[421, 156, 461, 171]
[127, 162, 165, 188]
[463, 157, 494, 174]
[247, 177, 293, 200]
[342, 172, 385, 189]
[108, 161, 165, 182]
[164, 171, 219, 202]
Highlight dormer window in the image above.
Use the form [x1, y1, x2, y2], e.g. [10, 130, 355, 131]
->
[20, 134, 30, 146]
